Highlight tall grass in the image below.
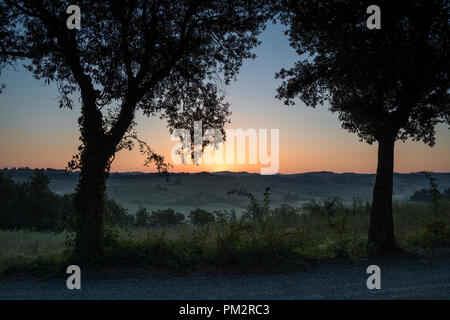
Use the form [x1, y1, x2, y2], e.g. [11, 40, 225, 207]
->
[0, 230, 68, 257]
[0, 200, 449, 275]
[0, 230, 69, 276]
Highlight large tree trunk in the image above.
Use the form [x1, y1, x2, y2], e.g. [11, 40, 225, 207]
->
[70, 89, 135, 261]
[71, 93, 111, 261]
[368, 137, 396, 252]
[72, 143, 110, 261]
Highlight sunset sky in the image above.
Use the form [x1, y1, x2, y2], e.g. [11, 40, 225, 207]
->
[0, 23, 449, 174]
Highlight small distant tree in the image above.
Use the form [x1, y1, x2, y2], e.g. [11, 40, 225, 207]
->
[410, 189, 436, 202]
[0, 172, 19, 229]
[134, 206, 150, 228]
[188, 208, 215, 227]
[276, 0, 449, 251]
[148, 208, 185, 227]
[29, 170, 51, 196]
[23, 170, 61, 231]
[104, 198, 134, 227]
[445, 188, 450, 198]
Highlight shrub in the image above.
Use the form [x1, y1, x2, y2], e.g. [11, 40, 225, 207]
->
[408, 219, 450, 248]
[227, 187, 271, 230]
[104, 199, 135, 227]
[215, 224, 312, 267]
[410, 189, 442, 202]
[272, 204, 301, 225]
[213, 210, 237, 226]
[188, 208, 215, 227]
[301, 197, 344, 217]
[148, 209, 185, 227]
[134, 207, 150, 228]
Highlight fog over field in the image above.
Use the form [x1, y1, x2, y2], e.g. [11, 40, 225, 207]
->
[5, 169, 450, 215]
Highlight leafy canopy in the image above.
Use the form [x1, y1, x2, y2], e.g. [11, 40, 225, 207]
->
[276, 0, 449, 144]
[0, 0, 274, 165]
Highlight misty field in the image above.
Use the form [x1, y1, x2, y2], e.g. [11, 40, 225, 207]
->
[7, 169, 450, 214]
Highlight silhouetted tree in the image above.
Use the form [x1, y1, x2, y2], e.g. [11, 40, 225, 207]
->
[104, 198, 135, 227]
[0, 170, 137, 231]
[0, 172, 19, 228]
[134, 206, 150, 228]
[148, 209, 185, 227]
[445, 188, 450, 198]
[26, 170, 52, 230]
[410, 189, 443, 202]
[276, 0, 449, 251]
[1, 1, 273, 259]
[29, 170, 50, 195]
[188, 208, 215, 227]
[0, 170, 74, 231]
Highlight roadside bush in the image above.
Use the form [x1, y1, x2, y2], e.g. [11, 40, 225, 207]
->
[406, 173, 450, 248]
[408, 219, 450, 248]
[317, 236, 367, 259]
[215, 224, 312, 267]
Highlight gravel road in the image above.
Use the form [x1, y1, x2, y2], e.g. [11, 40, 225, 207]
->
[1, 253, 449, 299]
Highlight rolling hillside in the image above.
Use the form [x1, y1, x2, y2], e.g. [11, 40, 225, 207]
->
[4, 168, 450, 214]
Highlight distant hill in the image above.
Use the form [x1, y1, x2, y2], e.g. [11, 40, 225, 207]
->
[2, 167, 450, 214]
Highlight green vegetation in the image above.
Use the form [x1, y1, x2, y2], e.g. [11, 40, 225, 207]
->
[410, 189, 450, 202]
[4, 168, 450, 215]
[188, 208, 216, 227]
[1, 187, 449, 277]
[1, 172, 449, 277]
[134, 207, 185, 228]
[410, 172, 450, 203]
[0, 170, 134, 232]
[0, 170, 73, 232]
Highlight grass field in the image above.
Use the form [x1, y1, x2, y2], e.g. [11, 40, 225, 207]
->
[1, 199, 449, 276]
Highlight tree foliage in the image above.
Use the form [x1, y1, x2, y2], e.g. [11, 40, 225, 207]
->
[1, 0, 273, 159]
[276, 0, 449, 144]
[0, 170, 133, 231]
[188, 208, 215, 227]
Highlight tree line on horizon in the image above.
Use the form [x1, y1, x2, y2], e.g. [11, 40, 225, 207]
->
[1, 0, 448, 260]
